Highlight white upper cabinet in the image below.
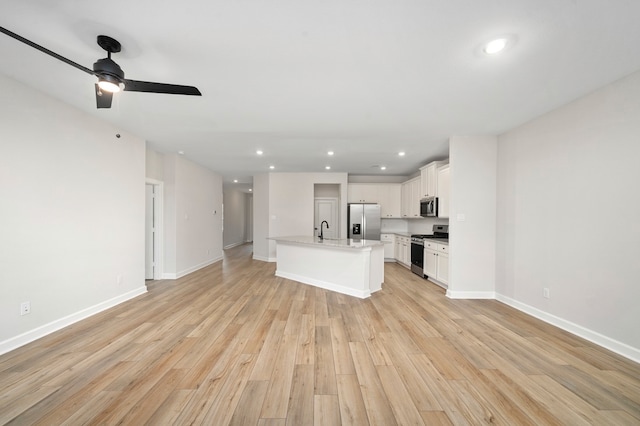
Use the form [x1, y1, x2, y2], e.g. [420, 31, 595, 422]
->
[419, 161, 448, 199]
[437, 164, 450, 218]
[347, 184, 379, 203]
[347, 183, 401, 218]
[378, 184, 401, 218]
[401, 177, 421, 218]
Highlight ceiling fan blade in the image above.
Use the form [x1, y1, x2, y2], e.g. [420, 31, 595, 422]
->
[95, 84, 113, 109]
[123, 79, 201, 96]
[0, 26, 95, 76]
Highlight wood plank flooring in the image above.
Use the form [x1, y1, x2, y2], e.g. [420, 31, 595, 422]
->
[1, 243, 639, 425]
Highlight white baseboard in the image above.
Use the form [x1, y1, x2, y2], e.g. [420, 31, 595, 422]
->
[495, 293, 640, 364]
[446, 290, 496, 299]
[224, 241, 244, 249]
[163, 256, 223, 280]
[253, 255, 276, 262]
[276, 270, 370, 299]
[0, 286, 148, 356]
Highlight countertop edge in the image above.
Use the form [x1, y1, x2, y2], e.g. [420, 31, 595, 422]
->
[270, 236, 384, 249]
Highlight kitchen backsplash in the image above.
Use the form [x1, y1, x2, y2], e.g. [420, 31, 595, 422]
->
[381, 217, 449, 234]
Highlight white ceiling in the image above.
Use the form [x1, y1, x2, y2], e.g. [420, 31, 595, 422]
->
[2, 0, 640, 192]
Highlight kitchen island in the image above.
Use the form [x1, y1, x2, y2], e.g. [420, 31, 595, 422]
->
[270, 236, 384, 298]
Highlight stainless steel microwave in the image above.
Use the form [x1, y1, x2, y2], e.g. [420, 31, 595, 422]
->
[420, 197, 438, 217]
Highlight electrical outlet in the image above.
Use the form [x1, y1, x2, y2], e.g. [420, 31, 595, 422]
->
[20, 301, 31, 316]
[543, 288, 550, 299]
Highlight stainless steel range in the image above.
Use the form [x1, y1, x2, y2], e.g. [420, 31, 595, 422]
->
[410, 225, 449, 277]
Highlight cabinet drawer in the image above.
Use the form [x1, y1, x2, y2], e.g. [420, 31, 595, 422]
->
[439, 244, 449, 254]
[424, 241, 438, 250]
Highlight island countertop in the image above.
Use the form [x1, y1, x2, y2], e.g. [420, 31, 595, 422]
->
[270, 236, 384, 249]
[270, 236, 384, 298]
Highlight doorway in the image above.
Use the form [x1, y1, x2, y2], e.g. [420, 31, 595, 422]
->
[314, 198, 338, 239]
[145, 179, 164, 280]
[314, 183, 340, 239]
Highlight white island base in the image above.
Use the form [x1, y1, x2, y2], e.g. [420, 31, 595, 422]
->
[271, 236, 384, 299]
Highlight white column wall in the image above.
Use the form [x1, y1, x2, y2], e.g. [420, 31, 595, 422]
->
[448, 135, 497, 298]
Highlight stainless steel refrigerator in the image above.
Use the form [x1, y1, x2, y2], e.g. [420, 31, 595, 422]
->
[347, 204, 381, 240]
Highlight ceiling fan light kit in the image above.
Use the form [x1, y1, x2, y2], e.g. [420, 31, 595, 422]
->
[0, 26, 201, 109]
[97, 76, 124, 93]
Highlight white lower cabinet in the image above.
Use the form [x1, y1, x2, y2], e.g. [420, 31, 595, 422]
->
[402, 239, 410, 266]
[424, 241, 448, 287]
[380, 233, 396, 260]
[394, 235, 411, 267]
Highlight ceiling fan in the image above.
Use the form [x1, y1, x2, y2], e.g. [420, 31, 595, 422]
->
[0, 26, 201, 109]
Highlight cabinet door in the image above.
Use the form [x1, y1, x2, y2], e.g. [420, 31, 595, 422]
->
[437, 165, 450, 218]
[424, 249, 437, 277]
[419, 163, 435, 198]
[436, 252, 449, 285]
[379, 184, 401, 218]
[347, 185, 359, 203]
[402, 239, 410, 265]
[381, 234, 395, 258]
[401, 182, 410, 218]
[426, 164, 437, 197]
[420, 163, 438, 198]
[401, 178, 421, 218]
[410, 178, 421, 218]
[348, 184, 378, 203]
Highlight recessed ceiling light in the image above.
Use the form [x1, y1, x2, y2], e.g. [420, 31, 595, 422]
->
[483, 37, 510, 55]
[178, 150, 185, 155]
[256, 150, 263, 155]
[249, 189, 252, 192]
[233, 179, 238, 183]
[269, 165, 275, 170]
[484, 38, 506, 54]
[328, 151, 334, 156]
[398, 151, 405, 156]
[325, 166, 331, 170]
[380, 166, 387, 171]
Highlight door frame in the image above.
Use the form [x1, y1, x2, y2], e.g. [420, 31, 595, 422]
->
[145, 178, 164, 280]
[246, 194, 253, 242]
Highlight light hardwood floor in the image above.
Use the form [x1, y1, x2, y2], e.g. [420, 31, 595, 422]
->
[1, 243, 639, 425]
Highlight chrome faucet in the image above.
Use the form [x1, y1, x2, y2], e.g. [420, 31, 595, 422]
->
[319, 221, 329, 239]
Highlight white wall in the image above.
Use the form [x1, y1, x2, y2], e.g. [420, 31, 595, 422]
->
[448, 136, 497, 298]
[146, 148, 165, 181]
[253, 174, 270, 261]
[496, 70, 640, 358]
[163, 154, 223, 278]
[314, 184, 340, 198]
[223, 188, 247, 248]
[406, 217, 450, 235]
[0, 74, 146, 353]
[253, 173, 348, 261]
